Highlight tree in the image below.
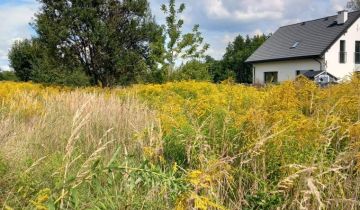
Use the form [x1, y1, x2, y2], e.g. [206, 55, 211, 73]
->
[221, 34, 267, 83]
[159, 0, 209, 73]
[205, 56, 234, 83]
[8, 39, 38, 81]
[34, 0, 160, 87]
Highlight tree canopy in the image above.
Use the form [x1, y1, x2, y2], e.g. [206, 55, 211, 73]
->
[159, 0, 209, 75]
[207, 34, 267, 83]
[9, 39, 38, 82]
[34, 0, 160, 87]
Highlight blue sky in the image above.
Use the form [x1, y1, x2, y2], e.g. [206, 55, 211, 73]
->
[0, 0, 348, 70]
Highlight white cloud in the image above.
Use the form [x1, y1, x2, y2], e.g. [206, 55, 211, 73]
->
[203, 0, 284, 22]
[221, 33, 237, 45]
[205, 0, 231, 18]
[331, 0, 346, 11]
[0, 1, 38, 70]
[233, 10, 282, 21]
[251, 29, 264, 36]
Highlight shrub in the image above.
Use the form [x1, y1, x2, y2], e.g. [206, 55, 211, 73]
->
[0, 71, 18, 81]
[8, 39, 39, 82]
[170, 60, 211, 81]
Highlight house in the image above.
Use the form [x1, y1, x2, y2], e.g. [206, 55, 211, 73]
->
[246, 10, 360, 84]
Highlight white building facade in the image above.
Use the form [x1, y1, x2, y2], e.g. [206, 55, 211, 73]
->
[325, 16, 360, 78]
[247, 10, 360, 84]
[253, 59, 322, 84]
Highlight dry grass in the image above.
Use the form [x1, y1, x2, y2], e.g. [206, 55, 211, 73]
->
[1, 89, 156, 163]
[0, 87, 164, 209]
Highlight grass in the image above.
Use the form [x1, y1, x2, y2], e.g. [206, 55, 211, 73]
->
[0, 76, 359, 209]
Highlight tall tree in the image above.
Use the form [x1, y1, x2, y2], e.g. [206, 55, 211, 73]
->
[159, 0, 209, 73]
[216, 34, 267, 83]
[34, 0, 160, 87]
[205, 56, 234, 83]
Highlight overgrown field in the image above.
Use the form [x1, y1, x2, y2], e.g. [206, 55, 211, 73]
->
[0, 77, 360, 210]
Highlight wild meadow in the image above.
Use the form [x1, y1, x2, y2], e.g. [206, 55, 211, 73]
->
[0, 77, 360, 209]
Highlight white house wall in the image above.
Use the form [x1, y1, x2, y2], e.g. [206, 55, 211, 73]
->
[253, 59, 322, 84]
[324, 17, 360, 78]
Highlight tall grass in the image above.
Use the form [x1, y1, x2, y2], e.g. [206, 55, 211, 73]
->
[0, 84, 176, 209]
[0, 77, 360, 209]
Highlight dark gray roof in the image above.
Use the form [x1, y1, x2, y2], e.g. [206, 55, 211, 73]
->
[302, 70, 338, 80]
[303, 70, 323, 78]
[246, 11, 360, 63]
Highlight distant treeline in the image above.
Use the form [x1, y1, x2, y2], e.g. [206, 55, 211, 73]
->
[8, 0, 267, 87]
[0, 71, 17, 81]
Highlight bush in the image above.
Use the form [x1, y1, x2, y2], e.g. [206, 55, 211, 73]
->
[9, 39, 90, 87]
[0, 71, 18, 81]
[31, 65, 90, 87]
[8, 39, 39, 82]
[170, 60, 211, 81]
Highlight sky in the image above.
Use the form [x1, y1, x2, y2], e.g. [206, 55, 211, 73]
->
[0, 0, 349, 70]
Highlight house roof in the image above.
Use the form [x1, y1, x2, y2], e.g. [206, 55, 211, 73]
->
[303, 70, 324, 78]
[246, 11, 360, 63]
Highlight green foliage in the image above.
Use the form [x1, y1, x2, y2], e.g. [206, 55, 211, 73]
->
[32, 66, 91, 87]
[8, 39, 39, 82]
[0, 71, 18, 81]
[8, 39, 91, 86]
[0, 156, 7, 177]
[222, 35, 267, 83]
[163, 129, 191, 166]
[205, 35, 267, 83]
[245, 191, 283, 210]
[205, 56, 235, 83]
[144, 68, 168, 84]
[34, 0, 161, 87]
[159, 0, 209, 74]
[170, 60, 211, 81]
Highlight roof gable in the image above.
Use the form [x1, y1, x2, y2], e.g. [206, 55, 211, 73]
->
[301, 70, 338, 81]
[246, 11, 360, 63]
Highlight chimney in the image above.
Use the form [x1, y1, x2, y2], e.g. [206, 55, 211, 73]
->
[337, 10, 348, 24]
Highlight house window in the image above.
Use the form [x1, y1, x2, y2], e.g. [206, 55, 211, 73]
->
[264, 72, 278, 83]
[339, 40, 346, 63]
[290, 41, 300, 49]
[355, 41, 360, 64]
